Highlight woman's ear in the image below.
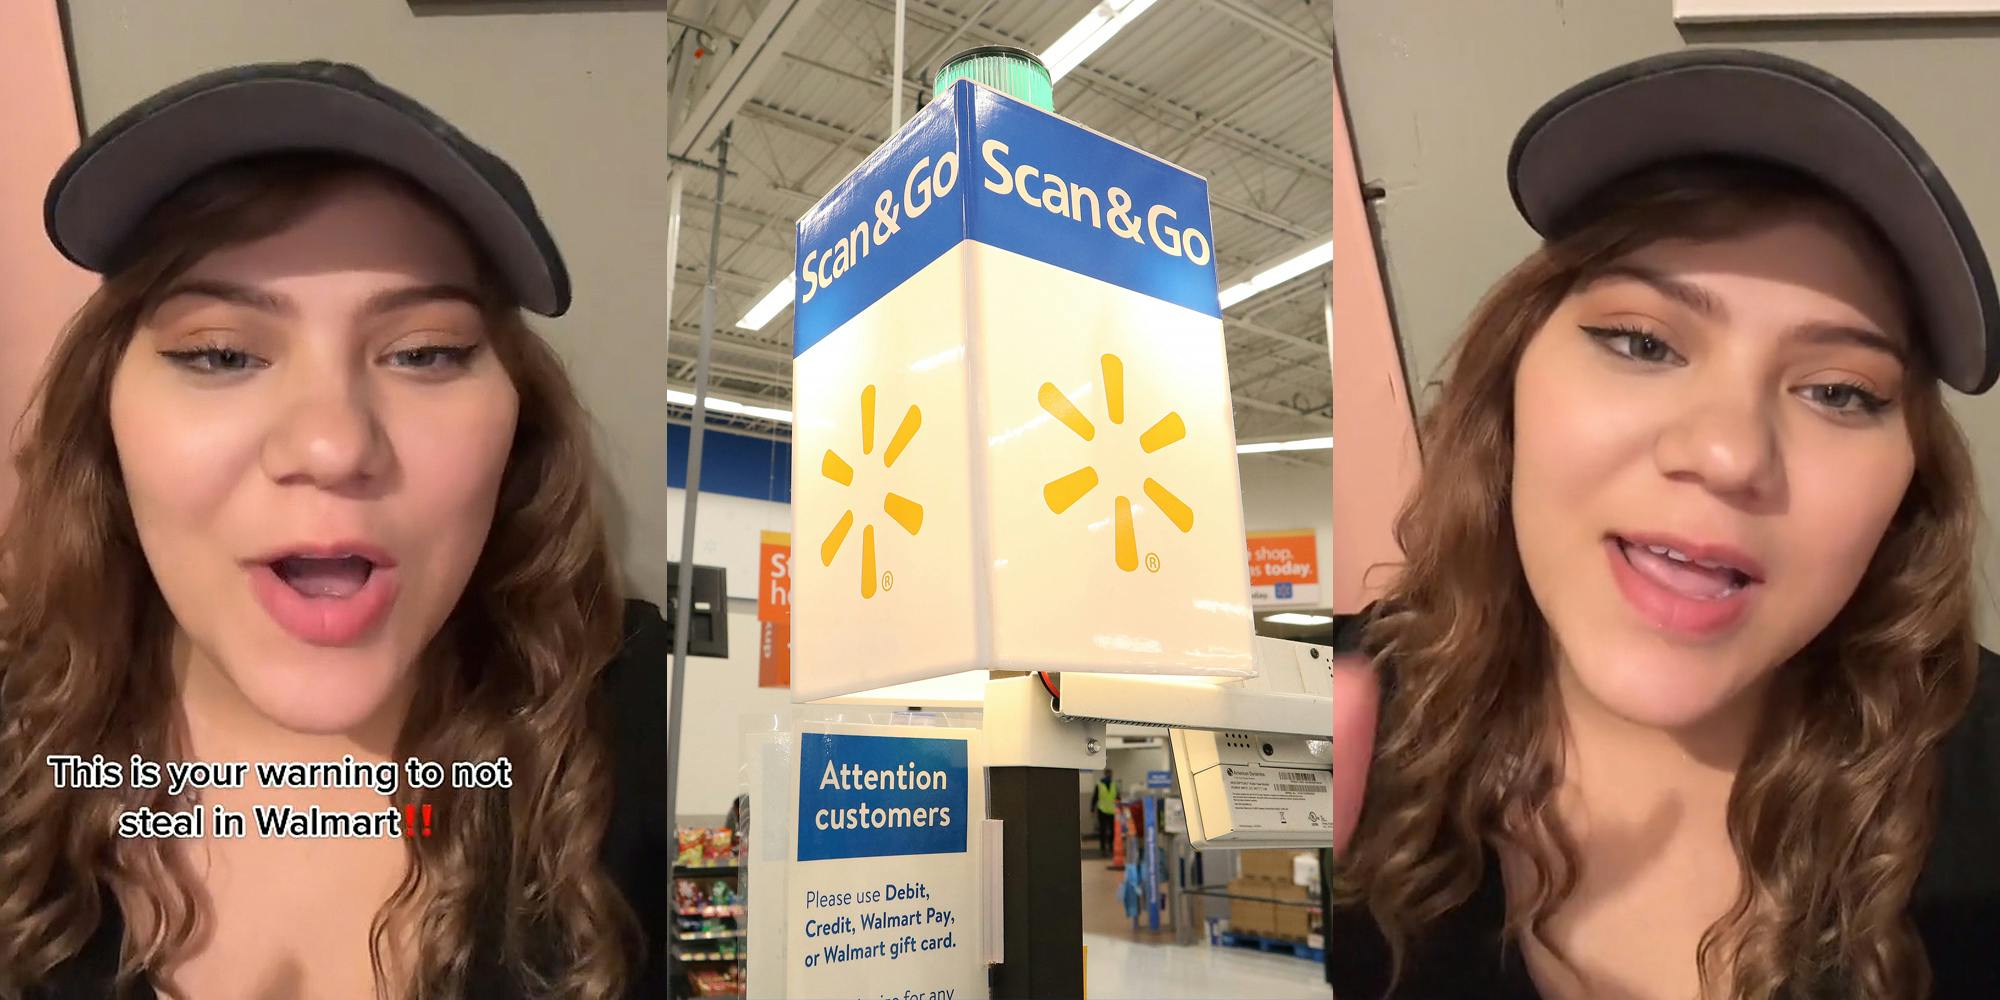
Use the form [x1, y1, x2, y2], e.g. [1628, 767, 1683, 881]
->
[1332, 653, 1378, 859]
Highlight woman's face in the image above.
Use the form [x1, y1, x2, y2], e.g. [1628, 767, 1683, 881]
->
[109, 178, 520, 737]
[1511, 214, 1915, 732]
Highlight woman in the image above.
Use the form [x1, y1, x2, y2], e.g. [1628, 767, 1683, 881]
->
[1333, 51, 2000, 999]
[0, 63, 665, 998]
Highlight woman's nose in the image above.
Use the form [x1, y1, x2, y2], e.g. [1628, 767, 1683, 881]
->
[259, 377, 392, 492]
[1652, 391, 1785, 504]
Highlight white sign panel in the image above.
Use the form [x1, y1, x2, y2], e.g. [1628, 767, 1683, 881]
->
[788, 80, 1257, 702]
[1675, 0, 2000, 20]
[780, 722, 988, 999]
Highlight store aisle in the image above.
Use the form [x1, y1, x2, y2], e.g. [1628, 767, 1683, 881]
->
[1080, 854, 1324, 998]
[1082, 932, 1325, 999]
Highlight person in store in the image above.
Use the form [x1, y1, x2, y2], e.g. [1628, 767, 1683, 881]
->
[0, 62, 665, 998]
[1094, 768, 1120, 857]
[1331, 50, 2000, 999]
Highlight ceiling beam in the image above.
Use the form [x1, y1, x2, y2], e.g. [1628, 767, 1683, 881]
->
[668, 381, 793, 410]
[1232, 394, 1322, 420]
[1211, 196, 1315, 240]
[672, 261, 771, 296]
[1228, 316, 1324, 354]
[670, 321, 794, 365]
[668, 412, 795, 444]
[669, 13, 892, 93]
[668, 351, 789, 386]
[1195, 0, 1332, 64]
[742, 99, 881, 149]
[1166, 56, 1320, 166]
[672, 0, 830, 162]
[682, 191, 798, 239]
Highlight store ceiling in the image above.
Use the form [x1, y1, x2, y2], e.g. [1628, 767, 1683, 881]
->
[665, 0, 1332, 467]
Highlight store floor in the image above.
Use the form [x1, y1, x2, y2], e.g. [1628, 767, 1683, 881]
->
[1080, 852, 1324, 999]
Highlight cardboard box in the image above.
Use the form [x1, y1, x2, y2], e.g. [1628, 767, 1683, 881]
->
[1238, 849, 1305, 881]
[1227, 875, 1324, 939]
[1226, 877, 1276, 937]
[1270, 899, 1313, 941]
[1264, 878, 1314, 940]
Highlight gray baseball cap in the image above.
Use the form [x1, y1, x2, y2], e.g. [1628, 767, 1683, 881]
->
[45, 60, 570, 317]
[1509, 49, 1999, 394]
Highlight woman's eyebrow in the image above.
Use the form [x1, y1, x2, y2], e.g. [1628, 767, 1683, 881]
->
[155, 278, 293, 316]
[359, 283, 482, 318]
[1589, 266, 1904, 360]
[1791, 321, 1907, 364]
[1589, 264, 1727, 321]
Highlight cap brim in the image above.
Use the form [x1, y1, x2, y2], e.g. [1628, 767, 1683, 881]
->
[47, 71, 568, 317]
[1509, 49, 1999, 394]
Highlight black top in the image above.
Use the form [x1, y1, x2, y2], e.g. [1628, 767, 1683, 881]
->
[1329, 644, 2000, 999]
[30, 599, 670, 1000]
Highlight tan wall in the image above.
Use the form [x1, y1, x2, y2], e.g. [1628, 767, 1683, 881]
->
[1331, 56, 1419, 614]
[1333, 0, 2000, 639]
[0, 1, 98, 526]
[60, 0, 673, 606]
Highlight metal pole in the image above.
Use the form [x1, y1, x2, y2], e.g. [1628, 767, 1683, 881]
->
[990, 767, 1086, 998]
[666, 121, 731, 847]
[892, 0, 908, 131]
[891, 0, 907, 130]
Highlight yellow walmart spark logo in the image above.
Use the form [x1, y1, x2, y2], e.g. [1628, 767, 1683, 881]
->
[820, 385, 923, 598]
[1040, 354, 1193, 572]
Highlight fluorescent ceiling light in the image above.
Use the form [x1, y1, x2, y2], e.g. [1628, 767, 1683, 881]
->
[1263, 612, 1332, 626]
[668, 389, 794, 424]
[1219, 240, 1333, 310]
[1041, 0, 1160, 82]
[1236, 436, 1331, 454]
[736, 279, 794, 331]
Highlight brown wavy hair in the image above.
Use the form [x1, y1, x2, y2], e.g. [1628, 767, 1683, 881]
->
[1340, 161, 1981, 999]
[0, 157, 639, 999]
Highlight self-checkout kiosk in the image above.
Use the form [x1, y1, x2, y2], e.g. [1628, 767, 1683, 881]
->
[766, 48, 1332, 1000]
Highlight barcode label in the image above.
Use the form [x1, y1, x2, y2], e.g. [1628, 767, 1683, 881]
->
[1276, 784, 1322, 794]
[1278, 771, 1321, 783]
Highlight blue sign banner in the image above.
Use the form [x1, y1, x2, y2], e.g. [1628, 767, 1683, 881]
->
[963, 86, 1219, 324]
[796, 733, 969, 862]
[793, 79, 1220, 356]
[1146, 769, 1171, 789]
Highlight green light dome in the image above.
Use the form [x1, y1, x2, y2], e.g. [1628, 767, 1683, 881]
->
[934, 45, 1054, 112]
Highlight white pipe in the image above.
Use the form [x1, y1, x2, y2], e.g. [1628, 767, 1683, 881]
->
[892, 0, 907, 130]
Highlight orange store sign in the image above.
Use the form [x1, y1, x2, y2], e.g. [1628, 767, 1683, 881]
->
[1247, 530, 1319, 607]
[759, 531, 791, 687]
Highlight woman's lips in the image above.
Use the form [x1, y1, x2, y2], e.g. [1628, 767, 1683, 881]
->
[248, 561, 399, 646]
[1605, 536, 1756, 639]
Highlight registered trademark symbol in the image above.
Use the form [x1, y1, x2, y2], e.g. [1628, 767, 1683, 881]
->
[1145, 553, 1160, 573]
[882, 571, 894, 591]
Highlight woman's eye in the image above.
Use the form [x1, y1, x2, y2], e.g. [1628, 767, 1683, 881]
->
[159, 347, 264, 373]
[1803, 382, 1890, 415]
[1582, 325, 1683, 366]
[387, 345, 478, 370]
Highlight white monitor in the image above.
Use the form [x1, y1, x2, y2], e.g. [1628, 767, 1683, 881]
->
[1056, 636, 1333, 850]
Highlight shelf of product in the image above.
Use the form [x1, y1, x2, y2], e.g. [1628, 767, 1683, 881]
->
[678, 929, 749, 941]
[685, 965, 744, 998]
[673, 826, 749, 998]
[675, 877, 743, 921]
[676, 825, 740, 868]
[677, 948, 748, 962]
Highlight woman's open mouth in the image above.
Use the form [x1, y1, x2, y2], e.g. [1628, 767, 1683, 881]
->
[1605, 534, 1762, 639]
[247, 546, 400, 647]
[271, 555, 375, 597]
